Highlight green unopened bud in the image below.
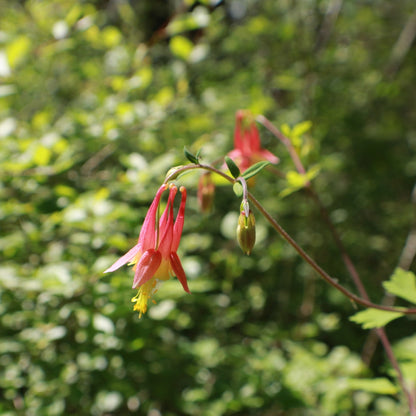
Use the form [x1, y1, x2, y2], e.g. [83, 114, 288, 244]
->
[165, 165, 185, 181]
[237, 210, 256, 255]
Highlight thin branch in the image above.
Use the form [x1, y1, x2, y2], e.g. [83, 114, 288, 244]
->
[314, 0, 344, 52]
[386, 10, 416, 77]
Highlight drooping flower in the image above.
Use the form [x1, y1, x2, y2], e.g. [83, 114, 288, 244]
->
[227, 110, 279, 172]
[104, 184, 189, 317]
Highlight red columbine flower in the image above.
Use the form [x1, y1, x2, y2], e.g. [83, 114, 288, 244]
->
[227, 110, 279, 172]
[104, 184, 189, 317]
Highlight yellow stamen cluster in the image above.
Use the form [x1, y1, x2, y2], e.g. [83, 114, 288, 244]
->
[131, 279, 158, 318]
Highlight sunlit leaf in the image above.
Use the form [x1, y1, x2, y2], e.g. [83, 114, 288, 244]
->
[348, 378, 398, 394]
[286, 171, 307, 188]
[350, 308, 404, 329]
[6, 35, 31, 68]
[383, 268, 416, 305]
[170, 35, 194, 60]
[292, 120, 312, 137]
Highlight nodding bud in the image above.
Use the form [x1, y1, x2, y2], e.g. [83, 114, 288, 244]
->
[197, 172, 215, 213]
[237, 209, 256, 255]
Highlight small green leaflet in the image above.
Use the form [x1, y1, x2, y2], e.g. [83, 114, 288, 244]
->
[170, 35, 193, 60]
[350, 308, 404, 329]
[241, 161, 271, 180]
[184, 147, 199, 164]
[224, 156, 240, 179]
[233, 182, 243, 197]
[348, 378, 398, 395]
[279, 165, 320, 198]
[383, 268, 416, 305]
[292, 120, 312, 137]
[400, 362, 416, 382]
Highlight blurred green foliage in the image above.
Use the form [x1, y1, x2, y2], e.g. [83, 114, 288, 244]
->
[1, 0, 416, 415]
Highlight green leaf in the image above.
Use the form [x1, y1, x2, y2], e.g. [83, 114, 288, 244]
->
[6, 35, 31, 68]
[279, 186, 299, 199]
[224, 156, 240, 179]
[306, 165, 320, 181]
[383, 268, 416, 304]
[350, 308, 404, 329]
[400, 362, 416, 382]
[241, 161, 271, 180]
[233, 182, 243, 197]
[292, 120, 312, 137]
[286, 170, 308, 188]
[279, 166, 320, 198]
[184, 147, 199, 164]
[281, 123, 291, 137]
[348, 378, 398, 394]
[169, 35, 194, 60]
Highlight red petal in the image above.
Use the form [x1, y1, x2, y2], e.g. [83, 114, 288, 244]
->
[159, 186, 177, 230]
[158, 186, 175, 257]
[137, 185, 167, 250]
[248, 124, 261, 153]
[170, 252, 190, 293]
[172, 187, 187, 251]
[132, 249, 162, 289]
[104, 244, 141, 273]
[257, 149, 279, 164]
[234, 113, 244, 151]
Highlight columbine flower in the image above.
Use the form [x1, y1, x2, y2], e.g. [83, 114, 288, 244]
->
[227, 109, 279, 172]
[104, 184, 189, 317]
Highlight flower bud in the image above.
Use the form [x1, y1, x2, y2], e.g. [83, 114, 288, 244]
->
[237, 210, 256, 255]
[197, 172, 215, 213]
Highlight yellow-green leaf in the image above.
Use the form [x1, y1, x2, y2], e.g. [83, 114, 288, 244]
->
[33, 146, 52, 166]
[348, 378, 398, 394]
[292, 120, 312, 137]
[170, 36, 194, 60]
[383, 268, 416, 305]
[6, 35, 31, 68]
[306, 165, 320, 181]
[286, 171, 308, 188]
[281, 123, 291, 137]
[233, 182, 243, 197]
[350, 308, 404, 329]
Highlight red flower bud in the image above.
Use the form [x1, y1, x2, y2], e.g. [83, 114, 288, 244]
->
[197, 172, 215, 213]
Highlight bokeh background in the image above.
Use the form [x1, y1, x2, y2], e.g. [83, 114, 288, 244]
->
[1, 0, 416, 415]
